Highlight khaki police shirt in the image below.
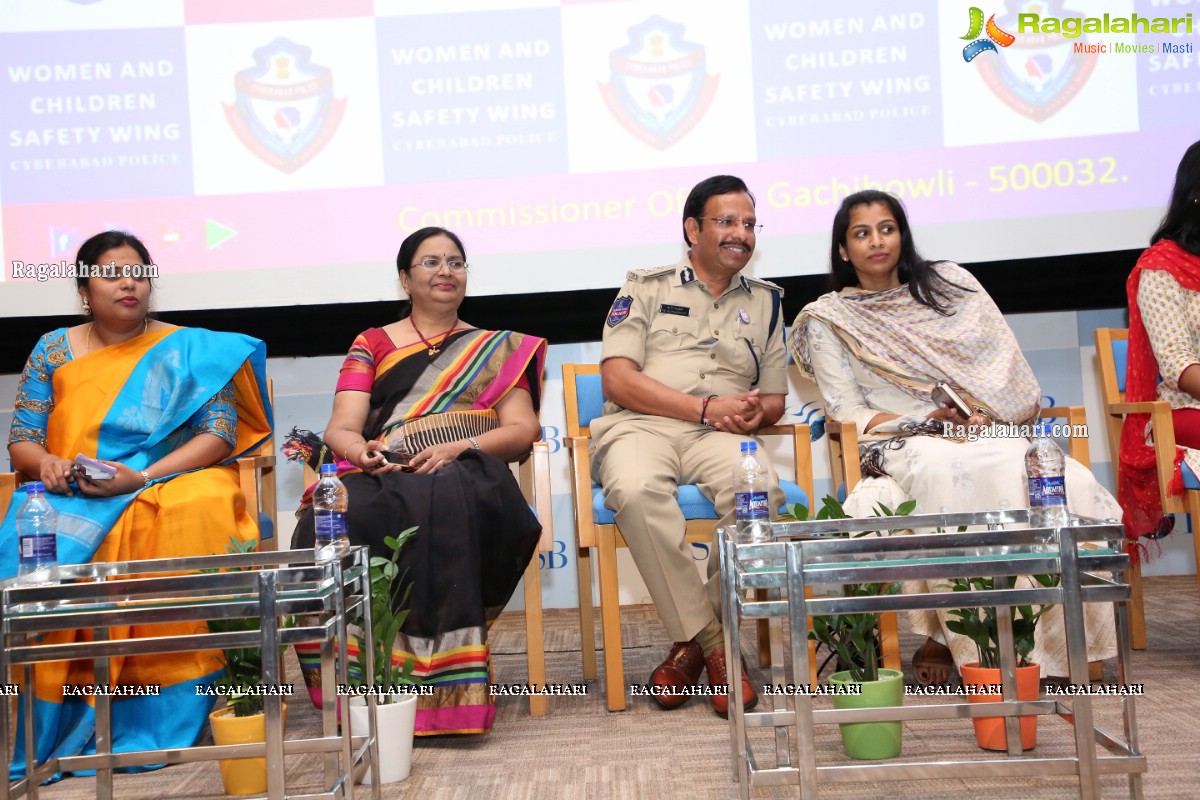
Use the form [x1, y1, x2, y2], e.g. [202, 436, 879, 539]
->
[599, 256, 786, 418]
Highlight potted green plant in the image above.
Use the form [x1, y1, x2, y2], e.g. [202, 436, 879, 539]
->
[787, 496, 911, 760]
[204, 536, 289, 796]
[346, 527, 421, 785]
[945, 572, 1059, 750]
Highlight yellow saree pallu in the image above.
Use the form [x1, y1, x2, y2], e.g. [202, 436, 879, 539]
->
[0, 326, 272, 778]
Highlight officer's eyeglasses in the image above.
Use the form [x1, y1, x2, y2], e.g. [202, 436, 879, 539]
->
[702, 217, 763, 233]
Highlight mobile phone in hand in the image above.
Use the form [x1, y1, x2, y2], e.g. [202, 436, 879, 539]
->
[366, 449, 413, 470]
[932, 383, 972, 418]
[74, 453, 117, 480]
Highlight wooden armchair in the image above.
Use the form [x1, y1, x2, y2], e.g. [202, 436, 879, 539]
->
[1095, 327, 1200, 649]
[563, 363, 815, 711]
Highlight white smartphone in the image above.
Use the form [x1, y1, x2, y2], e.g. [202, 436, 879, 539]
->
[932, 383, 972, 418]
[74, 453, 117, 480]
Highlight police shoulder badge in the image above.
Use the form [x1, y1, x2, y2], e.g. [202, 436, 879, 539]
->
[608, 295, 634, 327]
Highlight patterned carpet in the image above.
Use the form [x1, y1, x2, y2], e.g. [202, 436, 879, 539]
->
[19, 576, 1200, 799]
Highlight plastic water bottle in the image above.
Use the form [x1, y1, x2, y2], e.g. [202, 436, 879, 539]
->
[313, 464, 350, 559]
[1026, 424, 1069, 532]
[17, 482, 58, 587]
[733, 441, 771, 569]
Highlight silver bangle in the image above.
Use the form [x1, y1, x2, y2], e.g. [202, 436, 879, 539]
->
[467, 436, 480, 450]
[140, 469, 152, 487]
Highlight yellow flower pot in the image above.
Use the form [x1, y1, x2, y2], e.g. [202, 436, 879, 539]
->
[208, 703, 288, 796]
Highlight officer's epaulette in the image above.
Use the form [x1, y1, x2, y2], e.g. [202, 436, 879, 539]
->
[744, 274, 784, 296]
[624, 265, 676, 283]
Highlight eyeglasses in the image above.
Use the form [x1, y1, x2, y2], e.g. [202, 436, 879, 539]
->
[701, 217, 763, 233]
[411, 257, 468, 272]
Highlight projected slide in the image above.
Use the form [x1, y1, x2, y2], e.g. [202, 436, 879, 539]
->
[1, 0, 1197, 316]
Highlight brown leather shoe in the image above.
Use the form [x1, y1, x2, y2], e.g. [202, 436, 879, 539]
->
[648, 640, 704, 709]
[705, 647, 758, 717]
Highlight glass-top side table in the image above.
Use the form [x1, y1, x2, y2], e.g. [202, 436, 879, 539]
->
[718, 509, 1144, 800]
[0, 547, 379, 800]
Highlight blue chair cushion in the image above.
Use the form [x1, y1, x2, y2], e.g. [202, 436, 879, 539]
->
[257, 512, 274, 541]
[576, 374, 606, 428]
[1112, 339, 1127, 394]
[591, 481, 808, 526]
[1184, 459, 1199, 490]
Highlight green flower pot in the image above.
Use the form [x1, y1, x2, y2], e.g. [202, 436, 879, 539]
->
[827, 668, 904, 759]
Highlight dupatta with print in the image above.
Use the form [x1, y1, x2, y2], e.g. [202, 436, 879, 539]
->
[1120, 239, 1200, 560]
[0, 326, 272, 779]
[790, 263, 1041, 425]
[366, 328, 546, 441]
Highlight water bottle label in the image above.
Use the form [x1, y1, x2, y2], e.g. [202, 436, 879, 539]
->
[1028, 476, 1066, 507]
[315, 511, 348, 538]
[735, 491, 770, 520]
[19, 534, 57, 561]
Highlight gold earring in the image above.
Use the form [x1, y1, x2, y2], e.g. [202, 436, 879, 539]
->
[81, 298, 90, 314]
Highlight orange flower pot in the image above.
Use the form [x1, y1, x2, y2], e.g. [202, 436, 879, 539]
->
[959, 662, 1039, 751]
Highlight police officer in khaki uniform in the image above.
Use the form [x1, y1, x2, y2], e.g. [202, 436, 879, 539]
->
[591, 175, 786, 715]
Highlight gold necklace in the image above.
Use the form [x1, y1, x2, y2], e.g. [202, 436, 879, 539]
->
[88, 319, 149, 353]
[410, 317, 458, 356]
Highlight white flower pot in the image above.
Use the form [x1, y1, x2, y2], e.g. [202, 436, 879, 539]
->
[348, 693, 417, 784]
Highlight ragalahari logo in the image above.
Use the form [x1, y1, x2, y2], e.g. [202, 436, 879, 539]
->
[223, 38, 347, 174]
[969, 1, 1098, 122]
[598, 16, 718, 151]
[961, 7, 1015, 61]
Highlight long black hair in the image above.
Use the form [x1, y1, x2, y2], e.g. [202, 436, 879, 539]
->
[394, 226, 466, 319]
[829, 190, 969, 315]
[1150, 138, 1200, 256]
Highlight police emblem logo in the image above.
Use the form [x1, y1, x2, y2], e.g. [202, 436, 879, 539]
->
[598, 15, 719, 150]
[974, 1, 1097, 122]
[608, 295, 634, 327]
[222, 37, 347, 173]
[738, 308, 751, 325]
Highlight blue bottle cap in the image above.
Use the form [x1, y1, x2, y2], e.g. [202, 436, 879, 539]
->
[320, 463, 337, 475]
[741, 441, 756, 453]
[24, 482, 45, 494]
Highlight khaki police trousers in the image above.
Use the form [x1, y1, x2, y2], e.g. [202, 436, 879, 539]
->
[591, 415, 783, 643]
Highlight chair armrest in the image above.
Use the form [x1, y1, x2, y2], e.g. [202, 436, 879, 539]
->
[1040, 405, 1086, 426]
[528, 441, 554, 553]
[827, 419, 862, 495]
[759, 423, 814, 513]
[1145, 403, 1180, 508]
[1109, 400, 1172, 415]
[1039, 406, 1090, 468]
[0, 472, 16, 519]
[236, 454, 277, 470]
[565, 436, 597, 547]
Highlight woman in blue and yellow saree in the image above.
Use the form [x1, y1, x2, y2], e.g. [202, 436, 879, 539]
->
[1, 231, 273, 780]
